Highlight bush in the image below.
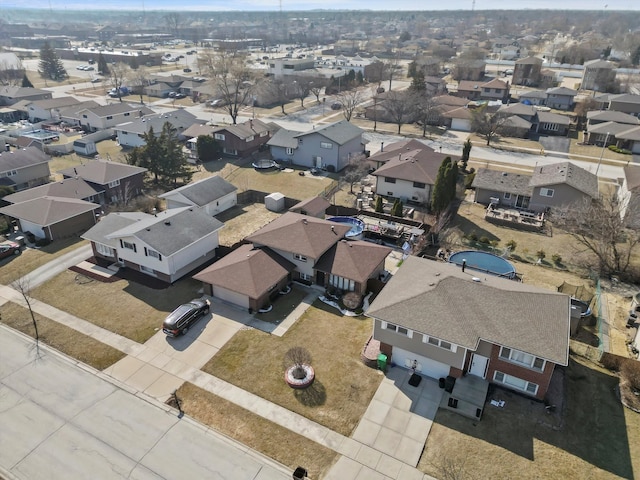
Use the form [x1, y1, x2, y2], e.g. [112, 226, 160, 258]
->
[601, 352, 624, 371]
[621, 360, 640, 390]
[464, 172, 476, 189]
[537, 249, 546, 260]
[552, 253, 562, 265]
[506, 239, 517, 251]
[608, 145, 632, 155]
[467, 231, 478, 242]
[478, 236, 491, 244]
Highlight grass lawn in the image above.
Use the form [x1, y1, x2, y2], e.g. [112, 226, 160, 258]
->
[569, 139, 632, 165]
[0, 237, 88, 285]
[0, 302, 125, 370]
[419, 355, 639, 480]
[31, 271, 204, 343]
[174, 382, 338, 479]
[201, 301, 382, 436]
[215, 203, 282, 246]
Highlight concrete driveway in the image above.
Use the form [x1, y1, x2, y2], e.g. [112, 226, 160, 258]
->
[537, 135, 571, 156]
[103, 298, 254, 402]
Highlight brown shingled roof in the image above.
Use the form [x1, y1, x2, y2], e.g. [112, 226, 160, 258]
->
[315, 239, 391, 284]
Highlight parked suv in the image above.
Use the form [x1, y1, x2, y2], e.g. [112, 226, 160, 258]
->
[162, 298, 210, 337]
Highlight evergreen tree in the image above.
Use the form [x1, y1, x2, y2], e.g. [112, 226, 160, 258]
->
[355, 71, 364, 85]
[374, 195, 383, 213]
[431, 157, 453, 216]
[21, 74, 33, 88]
[97, 53, 110, 75]
[38, 42, 67, 81]
[409, 70, 426, 92]
[447, 160, 459, 202]
[196, 135, 221, 162]
[157, 122, 192, 186]
[461, 139, 472, 171]
[407, 61, 417, 78]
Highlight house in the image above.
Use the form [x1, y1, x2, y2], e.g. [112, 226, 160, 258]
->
[209, 119, 271, 158]
[159, 176, 237, 216]
[441, 106, 472, 132]
[545, 87, 577, 111]
[59, 159, 147, 204]
[0, 146, 51, 191]
[27, 96, 85, 123]
[113, 109, 197, 148]
[456, 78, 509, 103]
[82, 207, 224, 283]
[518, 90, 548, 106]
[0, 196, 99, 240]
[512, 56, 543, 86]
[267, 57, 315, 78]
[607, 94, 640, 117]
[77, 103, 154, 132]
[366, 256, 570, 402]
[617, 167, 640, 228]
[57, 100, 101, 127]
[244, 212, 391, 294]
[369, 139, 448, 205]
[472, 162, 599, 212]
[616, 126, 640, 154]
[536, 111, 571, 136]
[288, 196, 331, 218]
[584, 111, 640, 146]
[268, 120, 365, 172]
[3, 177, 102, 205]
[453, 59, 486, 81]
[0, 86, 52, 106]
[581, 59, 617, 92]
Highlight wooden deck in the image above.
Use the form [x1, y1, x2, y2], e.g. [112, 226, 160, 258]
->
[485, 206, 545, 231]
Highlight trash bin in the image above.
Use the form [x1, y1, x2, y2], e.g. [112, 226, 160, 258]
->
[377, 353, 388, 371]
[293, 466, 307, 479]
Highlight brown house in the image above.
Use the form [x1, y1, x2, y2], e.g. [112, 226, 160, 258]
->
[211, 119, 272, 158]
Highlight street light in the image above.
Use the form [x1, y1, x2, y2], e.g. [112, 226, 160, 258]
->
[595, 131, 610, 176]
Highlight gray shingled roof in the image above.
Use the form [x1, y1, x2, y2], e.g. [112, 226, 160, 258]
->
[82, 212, 147, 248]
[471, 168, 533, 196]
[31, 96, 83, 110]
[113, 109, 197, 135]
[158, 176, 237, 207]
[537, 111, 571, 125]
[4, 177, 101, 204]
[366, 256, 570, 365]
[617, 125, 640, 141]
[59, 159, 147, 185]
[0, 147, 49, 173]
[545, 86, 577, 96]
[82, 103, 154, 118]
[529, 162, 599, 198]
[0, 196, 98, 226]
[587, 110, 640, 125]
[267, 128, 300, 149]
[295, 120, 363, 145]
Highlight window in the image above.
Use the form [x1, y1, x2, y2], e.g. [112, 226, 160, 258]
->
[95, 243, 114, 257]
[383, 322, 411, 337]
[82, 114, 88, 118]
[108, 179, 121, 188]
[294, 253, 307, 262]
[503, 192, 511, 200]
[387, 192, 394, 196]
[5, 170, 17, 177]
[499, 347, 545, 371]
[320, 141, 333, 149]
[423, 335, 455, 351]
[286, 147, 294, 155]
[299, 272, 312, 281]
[385, 177, 396, 184]
[139, 265, 155, 274]
[246, 135, 254, 142]
[329, 274, 355, 292]
[144, 247, 162, 261]
[413, 182, 426, 189]
[493, 371, 539, 395]
[542, 122, 558, 131]
[214, 133, 225, 141]
[539, 188, 554, 198]
[121, 240, 136, 252]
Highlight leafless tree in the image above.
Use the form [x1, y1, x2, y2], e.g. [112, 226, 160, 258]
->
[413, 92, 442, 137]
[164, 12, 182, 37]
[291, 76, 314, 108]
[108, 62, 131, 103]
[384, 53, 401, 91]
[0, 58, 24, 86]
[310, 80, 326, 103]
[336, 89, 362, 122]
[384, 90, 415, 134]
[470, 105, 509, 146]
[12, 276, 40, 356]
[263, 78, 291, 114]
[341, 154, 370, 194]
[366, 60, 387, 89]
[128, 66, 150, 105]
[554, 194, 640, 277]
[284, 347, 312, 380]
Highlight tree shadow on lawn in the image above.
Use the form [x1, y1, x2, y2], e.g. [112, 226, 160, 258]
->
[450, 215, 500, 244]
[294, 380, 327, 407]
[433, 357, 633, 478]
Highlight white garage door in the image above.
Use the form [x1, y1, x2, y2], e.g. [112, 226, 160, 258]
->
[391, 347, 451, 379]
[212, 286, 250, 309]
[451, 118, 471, 132]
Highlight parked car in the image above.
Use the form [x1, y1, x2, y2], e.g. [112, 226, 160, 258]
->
[331, 102, 342, 110]
[0, 241, 21, 260]
[174, 93, 186, 99]
[91, 77, 103, 83]
[162, 298, 210, 336]
[168, 91, 177, 98]
[183, 68, 192, 73]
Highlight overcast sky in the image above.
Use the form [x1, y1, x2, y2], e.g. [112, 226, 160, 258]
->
[5, 0, 638, 11]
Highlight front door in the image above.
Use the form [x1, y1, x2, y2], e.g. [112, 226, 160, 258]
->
[313, 156, 322, 168]
[469, 354, 489, 378]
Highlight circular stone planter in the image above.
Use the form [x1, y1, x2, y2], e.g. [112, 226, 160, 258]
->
[284, 364, 315, 389]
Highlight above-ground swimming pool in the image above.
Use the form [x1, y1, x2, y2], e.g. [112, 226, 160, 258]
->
[328, 216, 365, 240]
[449, 250, 516, 279]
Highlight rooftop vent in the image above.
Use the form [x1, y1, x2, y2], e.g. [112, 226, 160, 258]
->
[164, 221, 171, 226]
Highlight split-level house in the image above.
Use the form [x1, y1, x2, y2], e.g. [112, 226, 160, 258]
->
[159, 176, 237, 216]
[367, 256, 570, 403]
[194, 212, 391, 311]
[113, 109, 197, 148]
[76, 103, 154, 132]
[0, 146, 51, 191]
[83, 207, 224, 283]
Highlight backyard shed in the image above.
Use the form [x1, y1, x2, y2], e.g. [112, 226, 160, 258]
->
[265, 192, 285, 212]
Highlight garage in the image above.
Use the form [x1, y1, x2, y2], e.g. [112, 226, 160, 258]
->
[212, 286, 250, 310]
[391, 347, 451, 379]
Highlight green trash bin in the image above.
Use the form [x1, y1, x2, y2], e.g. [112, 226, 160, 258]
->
[377, 353, 388, 371]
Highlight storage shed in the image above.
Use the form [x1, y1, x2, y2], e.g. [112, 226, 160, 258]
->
[265, 192, 285, 212]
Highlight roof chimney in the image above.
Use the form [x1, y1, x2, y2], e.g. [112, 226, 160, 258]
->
[380, 142, 384, 152]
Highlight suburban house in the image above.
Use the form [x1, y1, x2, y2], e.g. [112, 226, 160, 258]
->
[113, 109, 197, 148]
[159, 176, 237, 216]
[202, 119, 271, 158]
[3, 177, 102, 205]
[518, 90, 548, 106]
[369, 140, 449, 205]
[267, 120, 365, 172]
[59, 159, 147, 204]
[537, 111, 571, 136]
[76, 103, 154, 132]
[581, 59, 617, 92]
[288, 196, 331, 218]
[453, 59, 486, 81]
[0, 86, 52, 106]
[195, 213, 391, 311]
[512, 56, 543, 86]
[0, 196, 99, 240]
[456, 78, 509, 103]
[607, 93, 640, 117]
[472, 162, 599, 213]
[544, 87, 577, 111]
[0, 146, 51, 191]
[367, 256, 570, 404]
[496, 103, 571, 137]
[27, 96, 86, 123]
[617, 166, 640, 228]
[584, 110, 640, 146]
[82, 207, 224, 283]
[616, 125, 640, 154]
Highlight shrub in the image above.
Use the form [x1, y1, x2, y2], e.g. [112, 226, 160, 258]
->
[622, 360, 640, 390]
[608, 145, 632, 155]
[467, 231, 478, 242]
[536, 249, 546, 260]
[464, 172, 476, 189]
[478, 236, 491, 244]
[506, 239, 517, 251]
[601, 352, 624, 371]
[552, 253, 562, 265]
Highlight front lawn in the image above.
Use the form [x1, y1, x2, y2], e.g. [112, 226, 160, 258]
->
[419, 355, 639, 479]
[31, 271, 204, 343]
[201, 301, 382, 436]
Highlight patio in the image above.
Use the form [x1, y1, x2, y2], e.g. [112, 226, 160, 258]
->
[440, 374, 490, 420]
[485, 205, 545, 231]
